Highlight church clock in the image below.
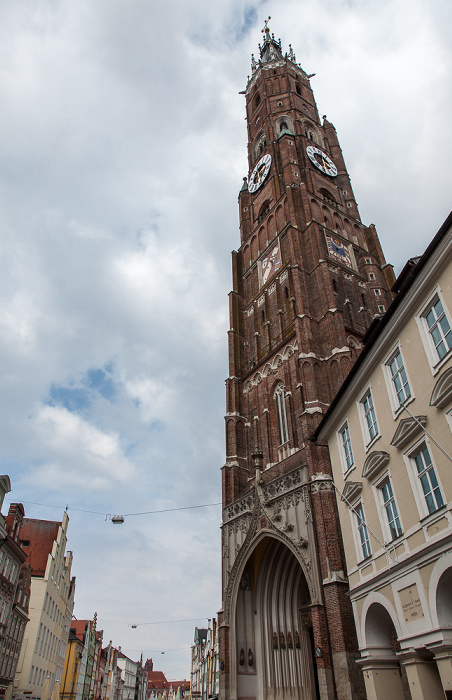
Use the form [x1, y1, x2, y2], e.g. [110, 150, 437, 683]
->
[220, 19, 395, 700]
[248, 153, 272, 193]
[306, 145, 338, 177]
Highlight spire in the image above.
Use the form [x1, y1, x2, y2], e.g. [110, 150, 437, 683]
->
[258, 17, 283, 65]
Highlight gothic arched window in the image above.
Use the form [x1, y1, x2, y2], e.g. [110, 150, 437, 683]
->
[274, 384, 289, 445]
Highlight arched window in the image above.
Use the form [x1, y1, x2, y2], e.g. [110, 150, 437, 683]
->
[254, 132, 267, 161]
[274, 384, 289, 445]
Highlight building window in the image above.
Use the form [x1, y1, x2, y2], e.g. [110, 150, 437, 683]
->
[378, 305, 386, 313]
[369, 273, 376, 280]
[275, 384, 289, 445]
[360, 388, 379, 445]
[423, 295, 452, 362]
[374, 288, 381, 296]
[379, 478, 403, 540]
[386, 347, 411, 407]
[354, 503, 371, 560]
[338, 421, 354, 473]
[411, 443, 444, 514]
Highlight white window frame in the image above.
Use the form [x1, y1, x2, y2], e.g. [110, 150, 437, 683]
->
[446, 409, 452, 434]
[358, 385, 380, 450]
[383, 344, 413, 416]
[416, 286, 452, 374]
[404, 438, 445, 518]
[337, 419, 355, 475]
[374, 472, 403, 542]
[350, 501, 372, 562]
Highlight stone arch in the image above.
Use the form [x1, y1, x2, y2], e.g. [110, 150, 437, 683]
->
[340, 355, 352, 378]
[428, 551, 452, 628]
[313, 363, 324, 405]
[258, 199, 271, 222]
[267, 214, 276, 241]
[304, 121, 322, 147]
[329, 359, 341, 398]
[258, 225, 266, 252]
[364, 602, 399, 654]
[228, 532, 317, 700]
[243, 243, 250, 268]
[262, 363, 272, 378]
[250, 235, 258, 262]
[310, 199, 320, 222]
[276, 203, 285, 231]
[319, 187, 337, 203]
[275, 115, 294, 136]
[302, 361, 314, 402]
[253, 131, 267, 161]
[272, 354, 284, 373]
[236, 419, 247, 458]
[361, 593, 402, 650]
[436, 568, 452, 628]
[344, 218, 352, 236]
[226, 418, 236, 456]
[321, 205, 331, 228]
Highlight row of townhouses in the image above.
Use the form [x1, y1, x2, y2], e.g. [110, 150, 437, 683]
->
[190, 620, 218, 700]
[0, 477, 160, 700]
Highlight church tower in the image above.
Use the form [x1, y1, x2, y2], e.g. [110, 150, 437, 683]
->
[219, 22, 395, 700]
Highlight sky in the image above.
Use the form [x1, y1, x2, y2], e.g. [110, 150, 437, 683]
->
[1, 0, 451, 682]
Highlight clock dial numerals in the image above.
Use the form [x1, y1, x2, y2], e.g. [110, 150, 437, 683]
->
[306, 145, 337, 177]
[248, 154, 272, 193]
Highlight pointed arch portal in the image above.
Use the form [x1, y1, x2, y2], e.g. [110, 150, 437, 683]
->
[234, 537, 318, 700]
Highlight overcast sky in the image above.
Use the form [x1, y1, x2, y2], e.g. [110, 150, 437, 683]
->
[1, 0, 451, 681]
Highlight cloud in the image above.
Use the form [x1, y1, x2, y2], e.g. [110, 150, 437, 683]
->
[29, 404, 135, 490]
[0, 0, 450, 681]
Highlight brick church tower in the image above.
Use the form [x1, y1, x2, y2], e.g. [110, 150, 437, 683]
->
[219, 22, 395, 700]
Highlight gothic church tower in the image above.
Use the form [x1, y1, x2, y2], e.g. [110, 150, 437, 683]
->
[219, 22, 395, 700]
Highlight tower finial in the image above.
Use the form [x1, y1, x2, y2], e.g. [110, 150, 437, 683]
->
[262, 16, 271, 35]
[259, 17, 283, 64]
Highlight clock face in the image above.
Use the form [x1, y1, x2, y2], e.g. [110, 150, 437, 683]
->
[248, 154, 272, 193]
[306, 145, 337, 177]
[326, 235, 352, 267]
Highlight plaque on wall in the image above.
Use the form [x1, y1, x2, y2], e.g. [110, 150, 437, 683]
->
[399, 584, 424, 623]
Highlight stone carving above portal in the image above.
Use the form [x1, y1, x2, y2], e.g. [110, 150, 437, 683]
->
[262, 466, 307, 502]
[225, 494, 255, 522]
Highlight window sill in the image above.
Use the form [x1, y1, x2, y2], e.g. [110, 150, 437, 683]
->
[431, 349, 452, 376]
[393, 394, 415, 420]
[343, 465, 356, 480]
[364, 433, 381, 453]
[419, 503, 449, 526]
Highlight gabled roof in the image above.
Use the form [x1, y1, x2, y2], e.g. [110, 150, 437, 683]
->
[147, 671, 168, 689]
[19, 519, 61, 576]
[70, 619, 90, 643]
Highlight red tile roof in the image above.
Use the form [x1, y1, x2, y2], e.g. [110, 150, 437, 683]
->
[147, 671, 168, 689]
[70, 619, 89, 643]
[19, 519, 61, 577]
